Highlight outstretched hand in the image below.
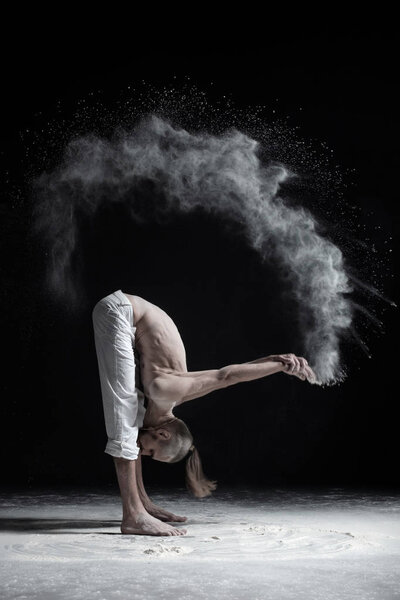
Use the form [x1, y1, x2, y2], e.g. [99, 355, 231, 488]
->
[268, 353, 317, 383]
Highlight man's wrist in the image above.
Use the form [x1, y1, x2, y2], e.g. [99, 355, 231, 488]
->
[276, 362, 286, 372]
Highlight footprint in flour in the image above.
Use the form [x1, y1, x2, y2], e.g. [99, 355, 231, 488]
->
[143, 542, 192, 557]
[245, 525, 267, 535]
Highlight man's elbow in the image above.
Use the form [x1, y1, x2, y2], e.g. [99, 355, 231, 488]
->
[218, 366, 235, 386]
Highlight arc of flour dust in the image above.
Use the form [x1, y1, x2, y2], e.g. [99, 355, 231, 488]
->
[31, 114, 394, 386]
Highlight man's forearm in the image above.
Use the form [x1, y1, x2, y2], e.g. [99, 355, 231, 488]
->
[222, 360, 285, 385]
[244, 355, 278, 365]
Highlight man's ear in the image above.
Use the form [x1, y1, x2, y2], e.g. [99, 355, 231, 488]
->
[157, 428, 172, 440]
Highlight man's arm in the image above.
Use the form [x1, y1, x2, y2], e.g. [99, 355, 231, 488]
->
[148, 354, 315, 406]
[148, 368, 229, 405]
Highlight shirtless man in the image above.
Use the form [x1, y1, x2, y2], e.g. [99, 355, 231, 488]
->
[92, 289, 316, 537]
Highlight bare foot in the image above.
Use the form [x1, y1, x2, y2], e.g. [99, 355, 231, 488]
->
[121, 511, 187, 536]
[147, 505, 187, 522]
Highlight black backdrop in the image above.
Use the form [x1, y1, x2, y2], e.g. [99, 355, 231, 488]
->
[1, 27, 399, 492]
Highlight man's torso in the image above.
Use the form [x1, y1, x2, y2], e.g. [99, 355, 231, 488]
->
[122, 293, 188, 398]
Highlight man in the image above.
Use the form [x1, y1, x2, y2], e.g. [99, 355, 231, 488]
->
[92, 289, 316, 537]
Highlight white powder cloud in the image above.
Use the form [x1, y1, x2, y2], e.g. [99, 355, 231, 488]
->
[33, 115, 356, 385]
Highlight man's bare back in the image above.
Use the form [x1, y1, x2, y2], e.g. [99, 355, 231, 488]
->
[123, 293, 188, 399]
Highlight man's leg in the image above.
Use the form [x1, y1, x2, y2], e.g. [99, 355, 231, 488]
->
[113, 456, 186, 535]
[92, 297, 186, 536]
[113, 457, 146, 520]
[134, 452, 187, 522]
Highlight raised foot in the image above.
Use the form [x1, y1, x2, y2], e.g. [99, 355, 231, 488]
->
[121, 511, 187, 536]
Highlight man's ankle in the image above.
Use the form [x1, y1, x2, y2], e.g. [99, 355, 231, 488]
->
[122, 505, 148, 520]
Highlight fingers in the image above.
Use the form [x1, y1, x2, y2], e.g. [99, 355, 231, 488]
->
[278, 353, 295, 372]
[293, 355, 302, 374]
[306, 366, 317, 383]
[285, 353, 301, 374]
[298, 357, 307, 370]
[301, 364, 317, 383]
[280, 354, 316, 382]
[298, 357, 313, 381]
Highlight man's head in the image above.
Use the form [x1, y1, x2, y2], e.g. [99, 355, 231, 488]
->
[138, 417, 218, 499]
[138, 417, 193, 463]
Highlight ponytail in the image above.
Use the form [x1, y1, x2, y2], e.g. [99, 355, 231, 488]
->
[185, 445, 217, 498]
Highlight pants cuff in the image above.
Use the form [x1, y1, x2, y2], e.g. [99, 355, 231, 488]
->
[105, 439, 140, 460]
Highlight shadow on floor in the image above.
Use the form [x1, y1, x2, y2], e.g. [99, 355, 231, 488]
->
[0, 518, 121, 532]
[0, 517, 217, 532]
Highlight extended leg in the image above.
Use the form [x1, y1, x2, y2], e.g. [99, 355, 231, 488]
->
[113, 456, 187, 536]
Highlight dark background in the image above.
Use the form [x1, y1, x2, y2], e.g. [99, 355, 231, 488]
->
[1, 25, 399, 493]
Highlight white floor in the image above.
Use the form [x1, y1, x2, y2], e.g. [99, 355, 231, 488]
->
[1, 487, 399, 599]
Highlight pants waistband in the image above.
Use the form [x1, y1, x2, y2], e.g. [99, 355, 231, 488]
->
[103, 289, 135, 327]
[112, 289, 132, 306]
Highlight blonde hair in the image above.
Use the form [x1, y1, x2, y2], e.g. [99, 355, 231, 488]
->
[184, 445, 217, 498]
[144, 417, 217, 498]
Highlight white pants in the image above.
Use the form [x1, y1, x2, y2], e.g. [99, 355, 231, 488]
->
[92, 289, 145, 460]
